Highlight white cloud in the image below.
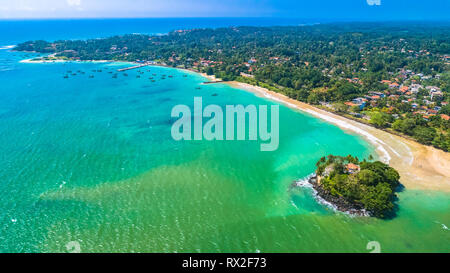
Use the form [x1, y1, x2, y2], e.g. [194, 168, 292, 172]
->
[67, 0, 82, 6]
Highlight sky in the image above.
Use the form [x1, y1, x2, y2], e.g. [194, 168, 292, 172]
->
[0, 0, 448, 20]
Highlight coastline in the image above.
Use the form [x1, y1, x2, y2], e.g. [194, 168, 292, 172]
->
[18, 58, 450, 191]
[19, 58, 114, 64]
[226, 81, 450, 192]
[0, 45, 16, 50]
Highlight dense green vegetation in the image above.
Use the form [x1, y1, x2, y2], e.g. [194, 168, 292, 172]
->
[15, 22, 450, 151]
[316, 155, 401, 218]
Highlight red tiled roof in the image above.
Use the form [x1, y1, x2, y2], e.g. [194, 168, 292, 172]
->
[346, 163, 360, 171]
[441, 114, 450, 121]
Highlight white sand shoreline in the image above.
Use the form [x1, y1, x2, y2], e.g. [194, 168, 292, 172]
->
[0, 45, 16, 50]
[226, 81, 450, 192]
[263, 89, 392, 163]
[229, 82, 393, 163]
[17, 58, 450, 191]
[19, 58, 116, 64]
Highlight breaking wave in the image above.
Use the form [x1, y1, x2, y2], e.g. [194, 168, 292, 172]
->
[260, 92, 392, 163]
[293, 174, 370, 217]
[0, 45, 15, 50]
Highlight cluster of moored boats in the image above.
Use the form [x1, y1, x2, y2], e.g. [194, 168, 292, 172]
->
[62, 66, 187, 82]
[63, 68, 105, 79]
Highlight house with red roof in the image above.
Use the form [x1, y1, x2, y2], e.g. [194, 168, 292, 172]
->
[346, 163, 360, 174]
[389, 82, 400, 89]
[441, 114, 450, 121]
[399, 86, 409, 93]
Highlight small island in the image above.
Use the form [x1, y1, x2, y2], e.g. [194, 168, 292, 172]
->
[308, 155, 401, 218]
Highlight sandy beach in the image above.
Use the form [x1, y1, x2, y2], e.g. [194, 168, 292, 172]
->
[0, 45, 16, 50]
[20, 58, 66, 64]
[19, 58, 449, 191]
[227, 81, 450, 192]
[20, 58, 113, 64]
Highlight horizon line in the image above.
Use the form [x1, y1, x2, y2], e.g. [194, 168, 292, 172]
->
[0, 17, 449, 23]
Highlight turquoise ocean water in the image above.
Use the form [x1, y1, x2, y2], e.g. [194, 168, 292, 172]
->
[0, 19, 448, 252]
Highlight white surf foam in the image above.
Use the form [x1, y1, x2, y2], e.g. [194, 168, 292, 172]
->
[293, 174, 370, 217]
[259, 91, 392, 163]
[0, 45, 15, 50]
[435, 221, 449, 231]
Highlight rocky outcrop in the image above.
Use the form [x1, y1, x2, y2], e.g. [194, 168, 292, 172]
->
[308, 175, 370, 217]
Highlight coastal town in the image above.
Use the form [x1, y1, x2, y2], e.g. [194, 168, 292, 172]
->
[3, 0, 450, 256]
[197, 52, 449, 147]
[329, 70, 448, 122]
[15, 24, 450, 152]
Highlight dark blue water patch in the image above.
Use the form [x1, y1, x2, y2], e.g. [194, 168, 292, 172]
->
[0, 63, 15, 70]
[34, 196, 95, 216]
[156, 97, 175, 104]
[135, 121, 154, 130]
[93, 96, 124, 105]
[404, 241, 414, 249]
[148, 117, 174, 128]
[134, 90, 161, 96]
[128, 99, 141, 105]
[134, 87, 177, 96]
[0, 107, 28, 119]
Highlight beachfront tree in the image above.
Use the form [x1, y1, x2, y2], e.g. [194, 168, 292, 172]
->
[368, 111, 390, 128]
[413, 126, 437, 145]
[307, 93, 320, 105]
[392, 118, 417, 134]
[333, 102, 349, 113]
